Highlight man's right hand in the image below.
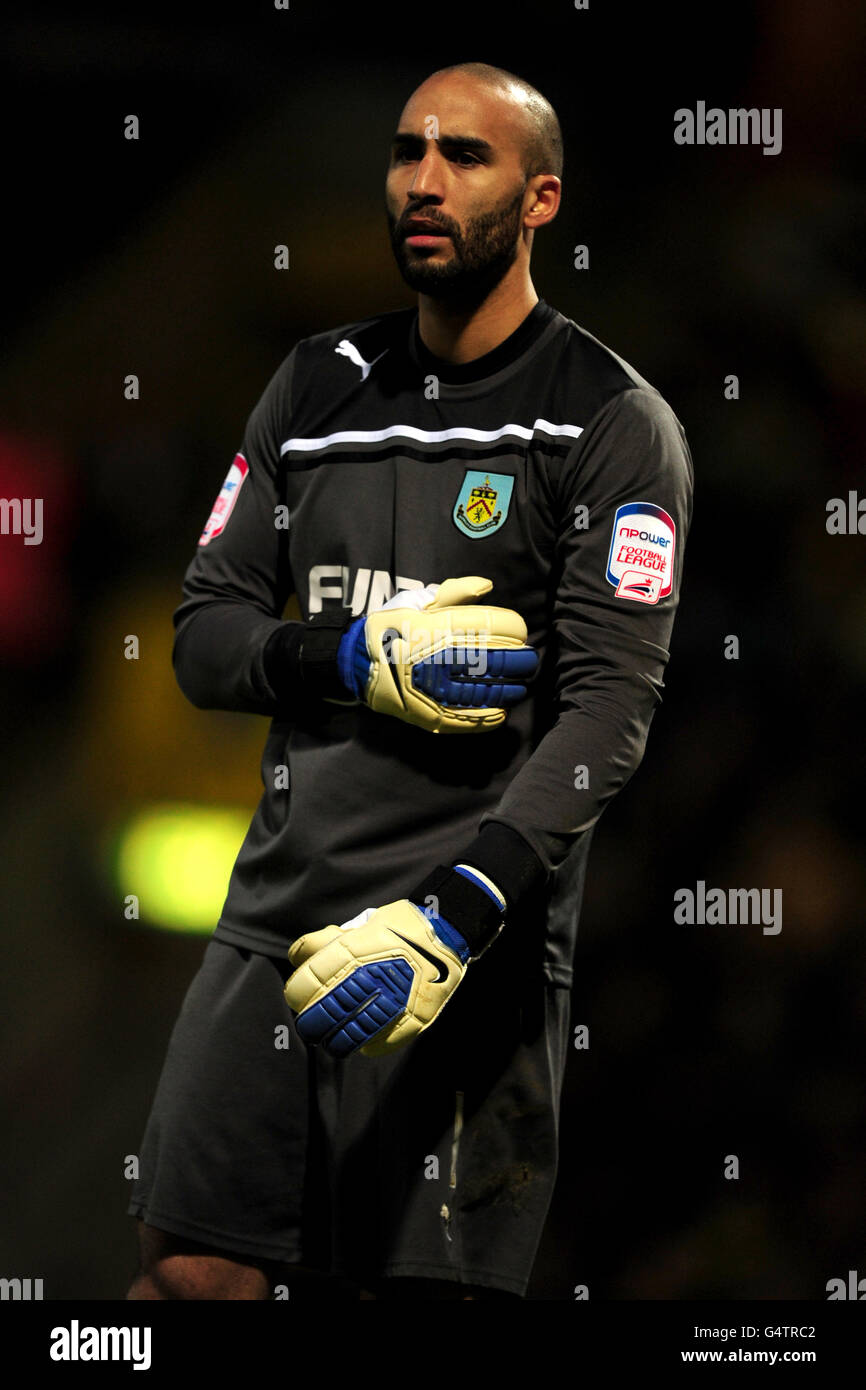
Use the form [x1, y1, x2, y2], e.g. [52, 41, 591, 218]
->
[334, 576, 539, 734]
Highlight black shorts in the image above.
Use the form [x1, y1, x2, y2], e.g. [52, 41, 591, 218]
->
[127, 934, 571, 1298]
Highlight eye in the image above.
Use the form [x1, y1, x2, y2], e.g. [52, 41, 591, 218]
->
[453, 151, 480, 166]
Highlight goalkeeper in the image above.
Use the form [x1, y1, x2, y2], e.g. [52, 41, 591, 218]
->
[127, 60, 693, 1301]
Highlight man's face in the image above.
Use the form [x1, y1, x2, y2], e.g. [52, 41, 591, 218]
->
[385, 77, 532, 303]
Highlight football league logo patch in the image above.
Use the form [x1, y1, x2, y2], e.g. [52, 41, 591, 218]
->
[199, 453, 249, 546]
[606, 501, 675, 604]
[453, 471, 514, 539]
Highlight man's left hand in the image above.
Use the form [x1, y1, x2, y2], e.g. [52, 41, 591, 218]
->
[284, 899, 470, 1058]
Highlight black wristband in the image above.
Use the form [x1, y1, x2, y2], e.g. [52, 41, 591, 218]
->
[263, 613, 356, 704]
[299, 612, 358, 701]
[409, 863, 505, 960]
[455, 822, 547, 912]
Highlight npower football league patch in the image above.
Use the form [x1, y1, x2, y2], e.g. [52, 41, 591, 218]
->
[199, 453, 249, 546]
[606, 501, 675, 604]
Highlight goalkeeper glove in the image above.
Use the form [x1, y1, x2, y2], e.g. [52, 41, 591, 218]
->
[335, 576, 538, 734]
[284, 865, 505, 1057]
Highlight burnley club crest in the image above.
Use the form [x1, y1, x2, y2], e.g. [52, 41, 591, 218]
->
[453, 471, 514, 539]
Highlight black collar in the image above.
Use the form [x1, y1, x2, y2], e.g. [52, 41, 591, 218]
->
[409, 298, 556, 384]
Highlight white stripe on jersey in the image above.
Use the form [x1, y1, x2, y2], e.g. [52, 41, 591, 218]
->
[280, 418, 584, 455]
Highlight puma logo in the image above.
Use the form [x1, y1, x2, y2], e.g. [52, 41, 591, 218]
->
[335, 340, 389, 381]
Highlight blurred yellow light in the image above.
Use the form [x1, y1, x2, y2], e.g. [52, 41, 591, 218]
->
[113, 803, 251, 932]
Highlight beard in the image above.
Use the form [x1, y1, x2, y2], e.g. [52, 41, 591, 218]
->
[387, 184, 527, 305]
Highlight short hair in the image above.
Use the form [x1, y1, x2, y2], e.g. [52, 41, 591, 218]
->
[423, 62, 563, 182]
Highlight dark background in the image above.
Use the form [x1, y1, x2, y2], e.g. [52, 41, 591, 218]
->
[1, 0, 864, 1299]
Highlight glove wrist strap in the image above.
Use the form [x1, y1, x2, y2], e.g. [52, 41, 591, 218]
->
[299, 613, 359, 701]
[409, 864, 505, 961]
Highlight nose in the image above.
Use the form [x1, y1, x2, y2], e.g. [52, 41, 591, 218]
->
[407, 145, 444, 201]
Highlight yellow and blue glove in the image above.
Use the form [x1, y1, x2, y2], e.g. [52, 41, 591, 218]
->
[284, 864, 506, 1057]
[335, 577, 538, 734]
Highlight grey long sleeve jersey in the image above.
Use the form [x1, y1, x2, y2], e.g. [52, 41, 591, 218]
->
[173, 298, 694, 986]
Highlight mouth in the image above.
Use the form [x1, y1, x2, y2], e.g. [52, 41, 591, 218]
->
[405, 234, 450, 248]
[403, 221, 451, 248]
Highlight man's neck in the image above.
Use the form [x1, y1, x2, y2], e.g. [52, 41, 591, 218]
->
[416, 278, 539, 365]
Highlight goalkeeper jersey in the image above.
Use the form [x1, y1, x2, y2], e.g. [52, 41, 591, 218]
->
[174, 297, 694, 985]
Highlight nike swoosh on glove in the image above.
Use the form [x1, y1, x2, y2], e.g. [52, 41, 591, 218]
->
[283, 898, 470, 1058]
[335, 575, 538, 734]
